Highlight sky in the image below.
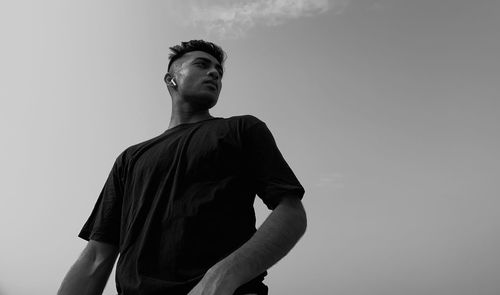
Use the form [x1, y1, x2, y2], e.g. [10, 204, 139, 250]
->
[1, 0, 499, 294]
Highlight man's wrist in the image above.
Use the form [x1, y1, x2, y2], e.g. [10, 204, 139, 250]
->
[205, 258, 242, 291]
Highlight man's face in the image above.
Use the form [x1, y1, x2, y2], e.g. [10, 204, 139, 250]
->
[170, 51, 224, 110]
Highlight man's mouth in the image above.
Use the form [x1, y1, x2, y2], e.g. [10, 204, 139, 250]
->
[203, 81, 218, 90]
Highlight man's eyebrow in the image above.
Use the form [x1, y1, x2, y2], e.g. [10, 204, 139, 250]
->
[192, 57, 223, 74]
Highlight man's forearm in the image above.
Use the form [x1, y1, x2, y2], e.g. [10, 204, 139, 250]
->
[57, 247, 116, 295]
[206, 196, 307, 290]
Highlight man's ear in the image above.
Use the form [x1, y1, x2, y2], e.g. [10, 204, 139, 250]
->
[164, 72, 172, 85]
[164, 72, 177, 87]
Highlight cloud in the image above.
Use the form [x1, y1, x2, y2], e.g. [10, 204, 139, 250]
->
[315, 172, 345, 189]
[181, 0, 349, 39]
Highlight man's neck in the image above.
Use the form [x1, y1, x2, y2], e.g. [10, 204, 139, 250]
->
[168, 109, 214, 130]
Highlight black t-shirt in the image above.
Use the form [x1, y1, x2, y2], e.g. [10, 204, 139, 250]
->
[78, 115, 305, 295]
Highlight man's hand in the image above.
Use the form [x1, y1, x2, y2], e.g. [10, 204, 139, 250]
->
[187, 280, 234, 295]
[187, 268, 237, 295]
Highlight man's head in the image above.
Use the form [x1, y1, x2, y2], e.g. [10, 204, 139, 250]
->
[164, 40, 227, 110]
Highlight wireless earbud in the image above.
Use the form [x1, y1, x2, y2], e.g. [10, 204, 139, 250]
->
[165, 74, 177, 87]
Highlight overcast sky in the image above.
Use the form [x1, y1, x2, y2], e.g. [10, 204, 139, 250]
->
[1, 0, 499, 294]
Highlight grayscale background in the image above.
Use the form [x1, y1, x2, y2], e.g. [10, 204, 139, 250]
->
[1, 0, 499, 294]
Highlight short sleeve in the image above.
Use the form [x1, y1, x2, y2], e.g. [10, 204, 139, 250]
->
[243, 118, 305, 210]
[78, 151, 126, 245]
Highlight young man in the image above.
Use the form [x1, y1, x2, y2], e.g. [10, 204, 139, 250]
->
[58, 40, 306, 295]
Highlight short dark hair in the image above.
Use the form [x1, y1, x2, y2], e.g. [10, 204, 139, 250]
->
[167, 40, 227, 72]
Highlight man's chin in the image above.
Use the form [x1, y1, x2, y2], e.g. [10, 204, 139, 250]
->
[187, 94, 219, 110]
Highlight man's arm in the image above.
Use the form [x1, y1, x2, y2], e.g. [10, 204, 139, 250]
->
[189, 195, 307, 295]
[57, 240, 119, 295]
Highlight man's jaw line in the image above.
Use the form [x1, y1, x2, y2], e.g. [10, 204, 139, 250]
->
[203, 80, 219, 90]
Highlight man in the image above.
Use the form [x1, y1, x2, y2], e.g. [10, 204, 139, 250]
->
[58, 40, 306, 295]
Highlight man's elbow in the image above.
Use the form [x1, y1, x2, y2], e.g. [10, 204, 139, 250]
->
[296, 202, 307, 236]
[78, 240, 119, 277]
[277, 196, 307, 234]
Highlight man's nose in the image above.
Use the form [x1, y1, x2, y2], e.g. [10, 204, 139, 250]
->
[207, 67, 219, 80]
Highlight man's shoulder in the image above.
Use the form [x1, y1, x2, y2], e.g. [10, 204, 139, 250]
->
[224, 114, 265, 128]
[115, 131, 169, 164]
[116, 115, 266, 160]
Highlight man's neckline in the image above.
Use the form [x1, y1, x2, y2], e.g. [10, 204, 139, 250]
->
[164, 117, 223, 133]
